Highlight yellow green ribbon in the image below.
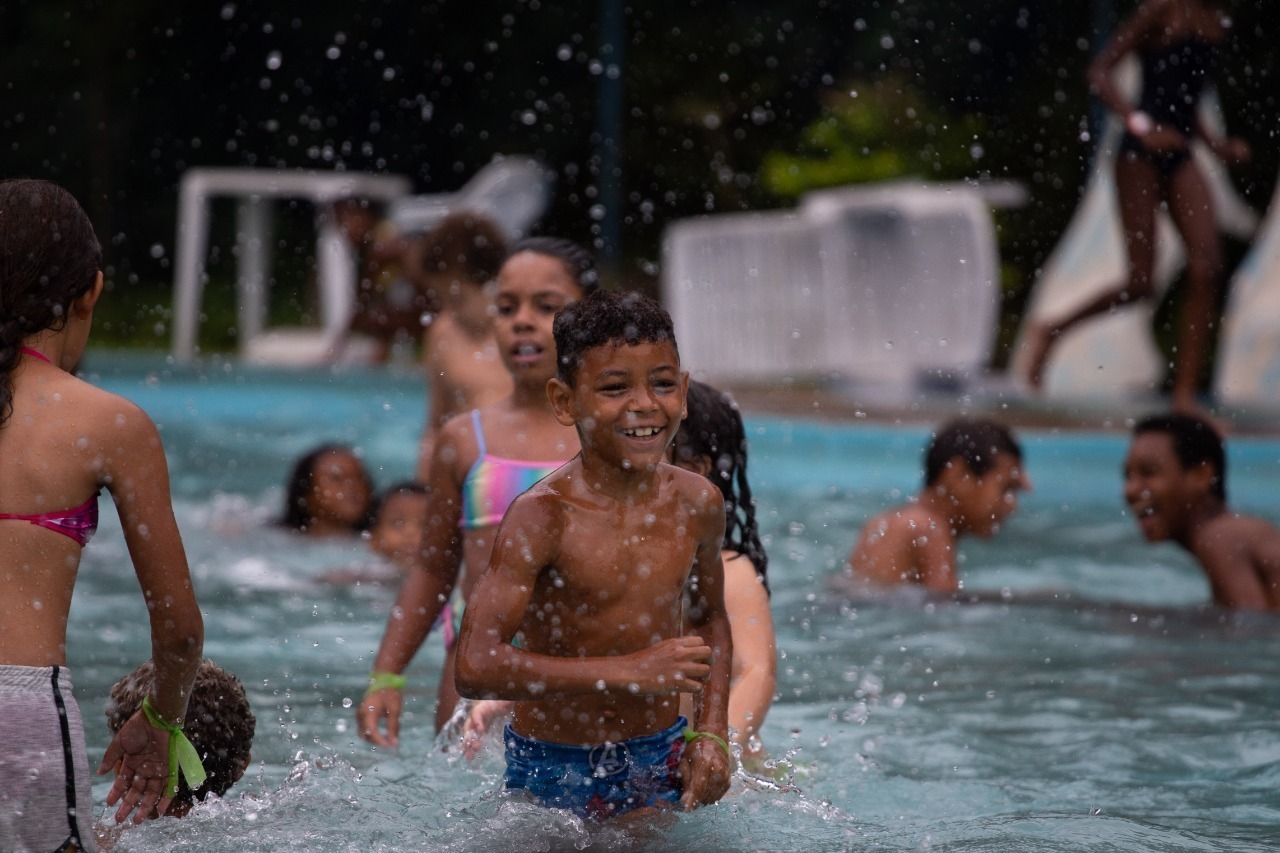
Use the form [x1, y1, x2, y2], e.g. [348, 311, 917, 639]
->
[365, 670, 407, 697]
[682, 727, 734, 766]
[141, 696, 207, 799]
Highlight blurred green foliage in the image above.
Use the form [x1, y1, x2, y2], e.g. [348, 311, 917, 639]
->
[762, 76, 987, 195]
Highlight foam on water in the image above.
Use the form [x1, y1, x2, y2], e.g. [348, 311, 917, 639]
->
[69, 352, 1280, 850]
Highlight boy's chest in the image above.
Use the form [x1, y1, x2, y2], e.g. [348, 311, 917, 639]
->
[543, 502, 700, 607]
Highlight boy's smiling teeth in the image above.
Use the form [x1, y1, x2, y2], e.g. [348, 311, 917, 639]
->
[624, 426, 661, 438]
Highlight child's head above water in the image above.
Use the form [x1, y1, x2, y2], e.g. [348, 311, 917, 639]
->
[419, 210, 509, 296]
[330, 196, 383, 243]
[923, 418, 1028, 537]
[366, 481, 429, 569]
[550, 289, 685, 472]
[1130, 412, 1226, 500]
[1125, 412, 1226, 541]
[105, 659, 255, 817]
[673, 380, 768, 588]
[509, 236, 600, 296]
[281, 443, 375, 536]
[0, 179, 103, 425]
[552, 288, 679, 385]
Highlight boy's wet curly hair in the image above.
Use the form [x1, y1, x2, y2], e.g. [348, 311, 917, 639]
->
[0, 179, 102, 426]
[106, 659, 256, 813]
[674, 380, 769, 592]
[552, 289, 677, 386]
[924, 419, 1022, 486]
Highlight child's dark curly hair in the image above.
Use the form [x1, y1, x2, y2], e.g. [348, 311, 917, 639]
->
[106, 659, 256, 813]
[552, 289, 677, 386]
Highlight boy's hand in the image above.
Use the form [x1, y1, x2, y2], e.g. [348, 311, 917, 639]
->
[678, 737, 733, 810]
[97, 711, 173, 824]
[461, 699, 514, 759]
[356, 687, 402, 748]
[627, 636, 713, 694]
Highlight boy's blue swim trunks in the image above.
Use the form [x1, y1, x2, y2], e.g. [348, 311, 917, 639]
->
[503, 716, 686, 821]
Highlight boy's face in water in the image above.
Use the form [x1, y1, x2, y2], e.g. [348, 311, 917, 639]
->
[1123, 431, 1213, 542]
[551, 339, 688, 474]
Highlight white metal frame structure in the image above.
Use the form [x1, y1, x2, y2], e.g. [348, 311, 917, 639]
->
[170, 168, 411, 363]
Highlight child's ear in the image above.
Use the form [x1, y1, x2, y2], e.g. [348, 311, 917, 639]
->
[547, 377, 577, 427]
[678, 370, 690, 420]
[74, 271, 105, 317]
[1188, 460, 1216, 495]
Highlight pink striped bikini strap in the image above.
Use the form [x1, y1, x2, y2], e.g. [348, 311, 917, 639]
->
[19, 346, 52, 364]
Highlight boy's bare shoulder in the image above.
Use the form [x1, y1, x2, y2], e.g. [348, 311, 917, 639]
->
[506, 460, 579, 513]
[1198, 512, 1280, 551]
[864, 502, 944, 537]
[666, 463, 724, 507]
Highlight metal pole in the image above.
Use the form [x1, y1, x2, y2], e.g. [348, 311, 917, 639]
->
[596, 0, 625, 273]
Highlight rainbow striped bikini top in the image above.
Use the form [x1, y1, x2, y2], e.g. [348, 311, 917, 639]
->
[459, 409, 566, 530]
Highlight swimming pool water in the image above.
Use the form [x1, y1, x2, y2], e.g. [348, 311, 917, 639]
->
[72, 352, 1280, 851]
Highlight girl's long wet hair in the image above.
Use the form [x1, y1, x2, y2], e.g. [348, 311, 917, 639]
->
[0, 180, 102, 426]
[279, 443, 374, 532]
[674, 379, 769, 593]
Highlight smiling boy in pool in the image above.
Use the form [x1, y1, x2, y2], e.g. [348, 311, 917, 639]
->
[1124, 413, 1280, 610]
[453, 289, 733, 821]
[840, 418, 1030, 593]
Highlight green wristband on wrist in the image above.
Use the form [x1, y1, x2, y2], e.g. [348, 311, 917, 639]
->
[683, 727, 734, 765]
[366, 670, 406, 695]
[141, 696, 207, 799]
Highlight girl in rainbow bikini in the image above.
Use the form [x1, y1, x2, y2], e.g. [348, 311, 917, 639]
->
[0, 180, 204, 850]
[357, 237, 598, 743]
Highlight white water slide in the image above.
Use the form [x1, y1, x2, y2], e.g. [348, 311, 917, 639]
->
[1010, 58, 1259, 400]
[1215, 175, 1280, 406]
[663, 180, 1012, 394]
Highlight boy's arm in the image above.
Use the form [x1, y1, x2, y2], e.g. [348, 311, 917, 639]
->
[358, 425, 467, 746]
[455, 495, 714, 700]
[914, 526, 959, 592]
[680, 491, 734, 810]
[1195, 520, 1278, 611]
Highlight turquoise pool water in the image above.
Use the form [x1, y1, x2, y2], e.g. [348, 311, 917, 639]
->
[71, 352, 1280, 851]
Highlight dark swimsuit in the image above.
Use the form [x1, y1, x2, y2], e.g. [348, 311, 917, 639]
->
[0, 347, 100, 547]
[1118, 35, 1216, 180]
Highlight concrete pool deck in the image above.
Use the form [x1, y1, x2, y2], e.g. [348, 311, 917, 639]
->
[716, 373, 1280, 436]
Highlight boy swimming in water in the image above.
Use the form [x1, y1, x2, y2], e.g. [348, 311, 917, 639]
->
[454, 289, 733, 821]
[841, 418, 1030, 593]
[1124, 413, 1280, 610]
